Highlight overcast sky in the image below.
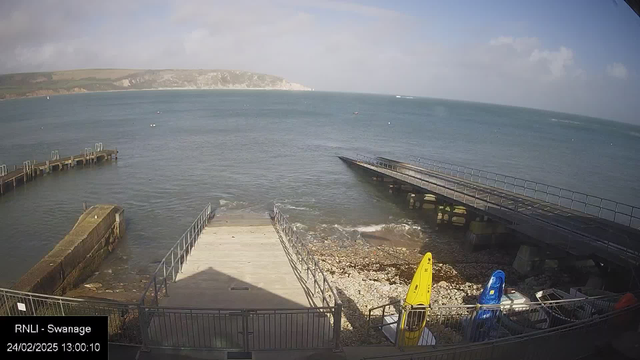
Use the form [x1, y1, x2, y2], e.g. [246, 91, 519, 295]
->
[1, 0, 640, 124]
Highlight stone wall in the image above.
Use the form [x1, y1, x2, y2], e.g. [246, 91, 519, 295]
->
[13, 205, 125, 295]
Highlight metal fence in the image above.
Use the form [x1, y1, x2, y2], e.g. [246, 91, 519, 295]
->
[368, 294, 627, 349]
[354, 155, 640, 263]
[0, 205, 344, 352]
[363, 300, 640, 360]
[408, 155, 640, 229]
[141, 306, 335, 351]
[272, 205, 343, 349]
[140, 203, 214, 306]
[0, 287, 143, 345]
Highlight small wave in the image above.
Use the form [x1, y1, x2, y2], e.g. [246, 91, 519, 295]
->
[629, 131, 640, 138]
[218, 199, 248, 208]
[550, 118, 581, 125]
[350, 224, 387, 232]
[276, 204, 313, 211]
[307, 221, 425, 246]
[318, 222, 422, 235]
[291, 222, 309, 231]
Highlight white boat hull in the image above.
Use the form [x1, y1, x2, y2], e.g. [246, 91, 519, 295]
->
[381, 314, 436, 346]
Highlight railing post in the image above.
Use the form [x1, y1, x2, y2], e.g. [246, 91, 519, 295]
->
[242, 309, 250, 352]
[178, 242, 182, 273]
[333, 302, 342, 352]
[138, 305, 151, 351]
[153, 276, 158, 306]
[394, 308, 403, 348]
[171, 252, 175, 281]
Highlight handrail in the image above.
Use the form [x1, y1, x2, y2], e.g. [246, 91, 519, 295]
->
[354, 155, 640, 264]
[272, 205, 343, 350]
[0, 286, 139, 306]
[363, 301, 640, 359]
[407, 155, 640, 229]
[139, 203, 214, 305]
[272, 206, 341, 308]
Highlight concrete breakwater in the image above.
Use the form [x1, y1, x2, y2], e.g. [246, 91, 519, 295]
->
[13, 204, 125, 295]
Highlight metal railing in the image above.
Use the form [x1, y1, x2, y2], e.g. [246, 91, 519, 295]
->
[408, 155, 640, 229]
[0, 205, 342, 352]
[140, 203, 214, 306]
[0, 287, 142, 345]
[368, 294, 626, 349]
[363, 299, 640, 359]
[0, 285, 337, 351]
[354, 155, 640, 264]
[272, 205, 343, 350]
[141, 306, 336, 350]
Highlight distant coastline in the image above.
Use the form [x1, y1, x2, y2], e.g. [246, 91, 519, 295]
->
[0, 69, 311, 100]
[0, 86, 314, 102]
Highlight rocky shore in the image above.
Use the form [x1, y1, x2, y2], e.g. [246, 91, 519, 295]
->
[309, 235, 585, 346]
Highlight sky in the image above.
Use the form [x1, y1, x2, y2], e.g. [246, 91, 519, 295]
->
[1, 0, 640, 124]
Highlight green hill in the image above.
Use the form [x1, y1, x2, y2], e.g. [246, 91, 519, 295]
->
[0, 69, 310, 99]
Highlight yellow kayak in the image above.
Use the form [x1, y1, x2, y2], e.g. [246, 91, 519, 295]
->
[400, 252, 433, 346]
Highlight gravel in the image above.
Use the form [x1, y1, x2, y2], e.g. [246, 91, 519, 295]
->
[309, 238, 589, 346]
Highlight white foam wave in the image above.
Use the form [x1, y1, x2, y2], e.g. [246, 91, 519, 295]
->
[291, 222, 308, 231]
[550, 118, 581, 125]
[218, 199, 248, 207]
[277, 204, 313, 211]
[321, 222, 421, 234]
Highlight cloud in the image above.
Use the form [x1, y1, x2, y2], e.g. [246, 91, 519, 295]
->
[529, 47, 574, 79]
[489, 36, 540, 53]
[0, 1, 638, 123]
[606, 62, 628, 79]
[489, 36, 575, 80]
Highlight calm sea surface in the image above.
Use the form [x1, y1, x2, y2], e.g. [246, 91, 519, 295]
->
[1, 90, 639, 287]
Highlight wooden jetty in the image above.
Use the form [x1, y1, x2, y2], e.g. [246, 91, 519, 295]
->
[0, 144, 117, 197]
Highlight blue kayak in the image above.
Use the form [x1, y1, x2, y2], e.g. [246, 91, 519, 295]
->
[467, 270, 506, 342]
[478, 270, 506, 306]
